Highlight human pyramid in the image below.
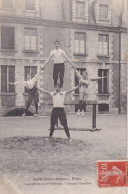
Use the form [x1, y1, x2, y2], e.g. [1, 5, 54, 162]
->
[9, 40, 105, 141]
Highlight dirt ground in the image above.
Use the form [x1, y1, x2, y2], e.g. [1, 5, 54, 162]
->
[0, 114, 127, 194]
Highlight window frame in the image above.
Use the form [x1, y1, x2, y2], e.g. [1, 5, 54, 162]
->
[74, 68, 86, 94]
[1, 26, 15, 50]
[98, 34, 109, 56]
[2, 0, 13, 9]
[24, 66, 37, 93]
[74, 32, 86, 55]
[24, 28, 37, 51]
[75, 1, 85, 18]
[99, 4, 108, 20]
[1, 65, 15, 93]
[25, 0, 35, 10]
[98, 69, 109, 94]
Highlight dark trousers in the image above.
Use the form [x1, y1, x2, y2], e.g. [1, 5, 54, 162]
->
[50, 108, 70, 138]
[78, 101, 86, 112]
[53, 63, 65, 87]
[25, 87, 39, 114]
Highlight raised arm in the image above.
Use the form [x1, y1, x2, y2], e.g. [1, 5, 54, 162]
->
[63, 52, 75, 67]
[37, 88, 51, 95]
[32, 66, 45, 83]
[66, 85, 80, 94]
[42, 55, 53, 70]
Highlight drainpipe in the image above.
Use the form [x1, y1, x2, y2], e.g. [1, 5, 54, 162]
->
[118, 29, 121, 114]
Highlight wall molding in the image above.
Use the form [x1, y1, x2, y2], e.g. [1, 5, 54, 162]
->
[0, 15, 127, 33]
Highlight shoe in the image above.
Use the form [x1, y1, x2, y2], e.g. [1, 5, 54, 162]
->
[91, 128, 96, 132]
[33, 113, 38, 117]
[68, 138, 72, 142]
[22, 113, 26, 117]
[77, 110, 80, 116]
[81, 111, 85, 117]
[55, 125, 58, 128]
[45, 136, 53, 140]
[60, 89, 63, 95]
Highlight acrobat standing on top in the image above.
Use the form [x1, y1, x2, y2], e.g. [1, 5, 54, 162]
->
[8, 66, 44, 117]
[43, 40, 74, 88]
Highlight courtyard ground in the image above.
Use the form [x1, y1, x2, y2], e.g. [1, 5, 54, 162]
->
[0, 114, 127, 194]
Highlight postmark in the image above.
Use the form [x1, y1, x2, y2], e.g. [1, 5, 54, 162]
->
[97, 160, 128, 187]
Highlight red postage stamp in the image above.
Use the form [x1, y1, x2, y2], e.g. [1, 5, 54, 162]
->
[97, 160, 128, 187]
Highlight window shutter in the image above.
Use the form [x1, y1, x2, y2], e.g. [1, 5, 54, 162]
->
[75, 68, 80, 94]
[98, 69, 102, 94]
[1, 26, 14, 50]
[31, 66, 37, 87]
[2, 0, 13, 8]
[104, 70, 108, 93]
[8, 66, 15, 93]
[25, 0, 35, 10]
[25, 66, 30, 93]
[1, 66, 7, 92]
[31, 66, 37, 78]
[24, 36, 31, 50]
[31, 36, 36, 50]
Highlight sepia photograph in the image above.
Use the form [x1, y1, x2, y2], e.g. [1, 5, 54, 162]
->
[0, 0, 127, 193]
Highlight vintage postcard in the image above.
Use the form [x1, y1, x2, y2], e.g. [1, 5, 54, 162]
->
[0, 0, 127, 193]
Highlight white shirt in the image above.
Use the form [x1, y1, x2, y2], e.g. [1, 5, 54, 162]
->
[50, 48, 66, 64]
[50, 91, 66, 108]
[14, 73, 39, 90]
[81, 75, 90, 88]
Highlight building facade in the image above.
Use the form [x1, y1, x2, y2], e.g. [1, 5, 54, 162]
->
[0, 0, 127, 116]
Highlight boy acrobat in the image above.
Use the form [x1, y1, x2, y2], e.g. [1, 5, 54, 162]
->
[9, 67, 43, 116]
[39, 83, 79, 141]
[43, 40, 74, 88]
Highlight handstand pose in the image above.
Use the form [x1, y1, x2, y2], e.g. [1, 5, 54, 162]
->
[39, 83, 79, 141]
[43, 40, 74, 88]
[9, 67, 43, 117]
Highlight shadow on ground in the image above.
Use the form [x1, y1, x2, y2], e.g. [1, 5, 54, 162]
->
[5, 108, 33, 116]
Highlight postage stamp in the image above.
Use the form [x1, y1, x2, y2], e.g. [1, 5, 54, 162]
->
[97, 160, 128, 187]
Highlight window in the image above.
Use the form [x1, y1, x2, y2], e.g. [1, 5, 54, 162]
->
[75, 68, 86, 94]
[75, 1, 85, 18]
[24, 66, 37, 93]
[74, 33, 86, 54]
[2, 0, 13, 8]
[1, 26, 15, 50]
[98, 34, 109, 55]
[98, 69, 109, 94]
[1, 66, 15, 93]
[99, 4, 108, 19]
[98, 104, 109, 112]
[24, 28, 37, 51]
[25, 0, 35, 10]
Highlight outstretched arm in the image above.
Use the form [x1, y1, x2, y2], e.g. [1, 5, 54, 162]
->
[63, 53, 75, 67]
[72, 67, 106, 82]
[90, 76, 106, 81]
[66, 85, 80, 94]
[37, 88, 50, 95]
[41, 55, 52, 70]
[32, 66, 45, 83]
[8, 81, 26, 86]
